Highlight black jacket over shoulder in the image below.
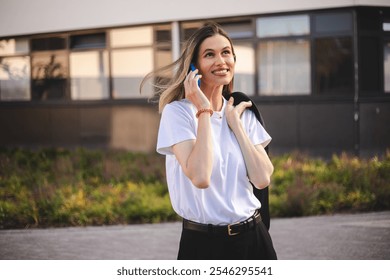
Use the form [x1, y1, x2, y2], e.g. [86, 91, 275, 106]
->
[223, 91, 271, 230]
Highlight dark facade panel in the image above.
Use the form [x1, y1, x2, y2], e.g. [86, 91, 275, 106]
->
[50, 108, 80, 146]
[360, 102, 390, 156]
[0, 104, 160, 152]
[257, 103, 298, 154]
[0, 107, 51, 146]
[1, 101, 389, 157]
[259, 102, 356, 156]
[79, 107, 111, 147]
[298, 103, 355, 155]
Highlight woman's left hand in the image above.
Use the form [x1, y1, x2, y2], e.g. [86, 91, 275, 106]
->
[225, 97, 252, 131]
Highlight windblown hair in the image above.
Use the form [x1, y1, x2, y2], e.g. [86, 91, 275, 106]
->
[140, 22, 235, 113]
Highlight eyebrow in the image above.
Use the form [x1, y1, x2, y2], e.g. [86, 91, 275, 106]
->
[202, 46, 231, 55]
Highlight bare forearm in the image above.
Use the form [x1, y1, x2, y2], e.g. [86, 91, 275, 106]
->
[186, 114, 213, 188]
[231, 122, 274, 189]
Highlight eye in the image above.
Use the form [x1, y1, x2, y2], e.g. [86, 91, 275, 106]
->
[205, 52, 214, 58]
[222, 50, 231, 56]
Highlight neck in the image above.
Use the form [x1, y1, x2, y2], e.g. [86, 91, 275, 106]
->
[201, 85, 224, 111]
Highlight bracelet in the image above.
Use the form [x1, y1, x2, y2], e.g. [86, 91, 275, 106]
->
[196, 108, 213, 118]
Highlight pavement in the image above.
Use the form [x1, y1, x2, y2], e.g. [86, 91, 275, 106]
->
[0, 211, 389, 260]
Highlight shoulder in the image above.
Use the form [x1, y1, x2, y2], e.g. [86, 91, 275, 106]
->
[163, 99, 193, 114]
[161, 99, 195, 123]
[242, 107, 257, 123]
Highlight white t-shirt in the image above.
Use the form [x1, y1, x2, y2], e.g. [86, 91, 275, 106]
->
[156, 98, 271, 225]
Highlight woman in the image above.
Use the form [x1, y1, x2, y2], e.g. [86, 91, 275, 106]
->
[142, 22, 277, 260]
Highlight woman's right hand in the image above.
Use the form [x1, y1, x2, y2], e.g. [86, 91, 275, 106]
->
[184, 68, 210, 110]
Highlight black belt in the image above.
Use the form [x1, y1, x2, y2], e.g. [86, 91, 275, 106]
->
[183, 210, 262, 237]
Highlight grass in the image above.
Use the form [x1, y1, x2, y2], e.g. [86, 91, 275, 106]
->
[0, 147, 389, 229]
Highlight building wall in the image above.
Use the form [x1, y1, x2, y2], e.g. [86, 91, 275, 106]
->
[259, 102, 356, 155]
[1, 0, 390, 37]
[1, 3, 390, 157]
[259, 101, 390, 157]
[0, 103, 160, 152]
[359, 102, 390, 156]
[2, 99, 388, 157]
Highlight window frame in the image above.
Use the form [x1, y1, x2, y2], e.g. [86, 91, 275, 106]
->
[0, 37, 31, 101]
[384, 38, 390, 94]
[383, 18, 390, 94]
[255, 13, 311, 97]
[2, 7, 390, 105]
[108, 24, 172, 100]
[310, 10, 355, 97]
[0, 24, 173, 104]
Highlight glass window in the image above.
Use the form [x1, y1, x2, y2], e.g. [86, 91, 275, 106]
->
[154, 25, 173, 91]
[31, 53, 68, 100]
[384, 42, 390, 93]
[0, 56, 30, 101]
[384, 23, 390, 32]
[70, 33, 106, 49]
[258, 39, 310, 95]
[0, 38, 29, 55]
[233, 43, 255, 95]
[181, 22, 203, 41]
[314, 37, 353, 95]
[155, 27, 172, 43]
[110, 26, 153, 47]
[257, 15, 309, 38]
[111, 48, 154, 98]
[152, 44, 173, 90]
[155, 44, 173, 73]
[31, 37, 67, 51]
[183, 20, 254, 41]
[110, 25, 172, 99]
[314, 12, 352, 34]
[70, 51, 109, 100]
[220, 20, 254, 39]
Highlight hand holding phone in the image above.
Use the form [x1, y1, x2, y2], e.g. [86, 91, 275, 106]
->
[189, 63, 201, 87]
[185, 63, 209, 110]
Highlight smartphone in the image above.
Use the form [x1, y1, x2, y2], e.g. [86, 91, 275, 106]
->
[189, 63, 201, 87]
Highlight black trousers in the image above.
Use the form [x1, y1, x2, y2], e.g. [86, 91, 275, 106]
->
[177, 220, 277, 260]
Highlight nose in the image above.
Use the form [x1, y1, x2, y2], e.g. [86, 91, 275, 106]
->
[215, 54, 225, 65]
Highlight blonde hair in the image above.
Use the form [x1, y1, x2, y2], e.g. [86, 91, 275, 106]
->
[140, 22, 235, 113]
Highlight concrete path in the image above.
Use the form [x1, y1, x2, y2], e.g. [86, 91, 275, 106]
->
[1, 211, 389, 260]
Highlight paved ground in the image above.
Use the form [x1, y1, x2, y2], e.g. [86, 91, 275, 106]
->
[0, 211, 389, 260]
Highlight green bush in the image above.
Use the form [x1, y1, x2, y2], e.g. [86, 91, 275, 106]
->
[269, 151, 390, 217]
[0, 148, 176, 229]
[0, 148, 389, 228]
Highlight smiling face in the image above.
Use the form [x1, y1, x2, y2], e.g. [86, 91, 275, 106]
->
[196, 34, 235, 89]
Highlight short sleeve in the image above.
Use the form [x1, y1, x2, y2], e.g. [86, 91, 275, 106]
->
[243, 110, 272, 148]
[156, 102, 197, 155]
